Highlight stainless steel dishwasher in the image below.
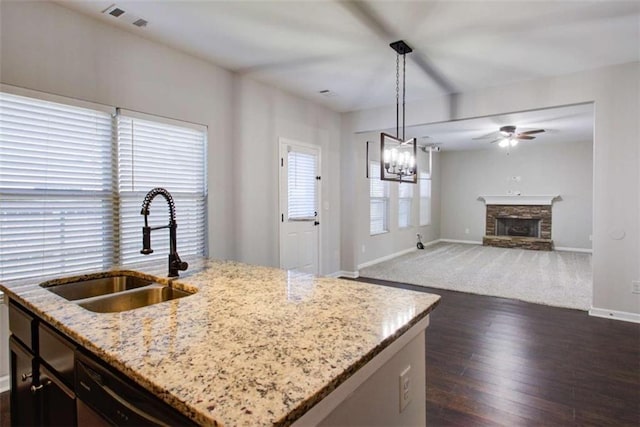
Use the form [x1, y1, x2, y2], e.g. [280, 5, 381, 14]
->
[75, 351, 195, 426]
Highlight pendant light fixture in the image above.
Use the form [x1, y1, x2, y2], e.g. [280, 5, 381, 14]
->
[380, 40, 417, 184]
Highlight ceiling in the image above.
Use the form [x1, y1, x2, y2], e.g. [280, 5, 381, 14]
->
[57, 1, 640, 113]
[371, 102, 595, 151]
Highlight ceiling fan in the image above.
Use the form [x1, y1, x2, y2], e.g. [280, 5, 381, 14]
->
[474, 125, 545, 147]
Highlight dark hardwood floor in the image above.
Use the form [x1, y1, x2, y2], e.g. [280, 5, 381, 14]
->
[356, 277, 640, 426]
[1, 279, 638, 426]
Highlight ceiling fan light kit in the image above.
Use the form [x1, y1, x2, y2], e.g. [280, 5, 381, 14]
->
[479, 125, 546, 148]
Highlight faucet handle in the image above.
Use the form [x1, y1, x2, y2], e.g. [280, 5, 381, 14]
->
[141, 226, 154, 255]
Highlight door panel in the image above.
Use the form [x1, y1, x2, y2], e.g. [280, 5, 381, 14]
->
[10, 336, 37, 426]
[279, 139, 320, 275]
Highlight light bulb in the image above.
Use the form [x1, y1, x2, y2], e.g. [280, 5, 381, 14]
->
[383, 149, 391, 164]
[510, 138, 518, 147]
[498, 139, 509, 148]
[391, 148, 398, 163]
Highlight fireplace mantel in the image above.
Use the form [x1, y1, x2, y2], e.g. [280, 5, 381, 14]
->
[478, 195, 559, 206]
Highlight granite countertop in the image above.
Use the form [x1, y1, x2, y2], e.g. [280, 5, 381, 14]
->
[1, 259, 440, 426]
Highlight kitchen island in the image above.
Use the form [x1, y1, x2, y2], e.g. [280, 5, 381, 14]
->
[1, 259, 440, 426]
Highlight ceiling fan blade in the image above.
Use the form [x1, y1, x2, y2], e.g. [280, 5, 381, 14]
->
[516, 135, 536, 140]
[519, 129, 545, 135]
[488, 138, 502, 144]
[473, 131, 500, 140]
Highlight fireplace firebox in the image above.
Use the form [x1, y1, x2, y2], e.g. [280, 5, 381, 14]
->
[496, 218, 541, 238]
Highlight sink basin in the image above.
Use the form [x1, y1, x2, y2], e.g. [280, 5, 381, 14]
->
[78, 285, 192, 313]
[41, 273, 196, 312]
[42, 275, 153, 301]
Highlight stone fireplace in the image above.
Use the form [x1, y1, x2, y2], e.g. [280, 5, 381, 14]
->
[480, 195, 558, 251]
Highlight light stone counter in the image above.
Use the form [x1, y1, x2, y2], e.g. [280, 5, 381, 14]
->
[1, 259, 440, 426]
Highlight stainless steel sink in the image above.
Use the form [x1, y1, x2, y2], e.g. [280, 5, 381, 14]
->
[41, 273, 196, 313]
[78, 285, 192, 313]
[42, 275, 153, 300]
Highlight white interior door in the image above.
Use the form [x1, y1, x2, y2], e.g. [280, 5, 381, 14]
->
[279, 139, 320, 275]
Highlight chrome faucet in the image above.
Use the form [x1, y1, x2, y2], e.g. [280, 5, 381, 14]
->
[140, 188, 188, 277]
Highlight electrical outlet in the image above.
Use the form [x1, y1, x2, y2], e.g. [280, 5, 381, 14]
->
[399, 366, 411, 412]
[361, 244, 366, 253]
[589, 234, 593, 241]
[464, 228, 470, 235]
[632, 281, 640, 295]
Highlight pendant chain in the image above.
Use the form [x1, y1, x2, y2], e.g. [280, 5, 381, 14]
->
[396, 53, 400, 139]
[402, 53, 406, 141]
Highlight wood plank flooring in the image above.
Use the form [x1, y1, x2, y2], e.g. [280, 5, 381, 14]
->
[356, 277, 640, 426]
[1, 279, 638, 426]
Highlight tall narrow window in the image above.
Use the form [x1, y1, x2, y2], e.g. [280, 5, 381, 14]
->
[117, 111, 207, 265]
[370, 161, 389, 235]
[398, 183, 413, 228]
[419, 171, 431, 226]
[287, 150, 317, 220]
[0, 91, 114, 281]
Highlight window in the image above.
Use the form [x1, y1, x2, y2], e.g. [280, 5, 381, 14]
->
[117, 111, 207, 265]
[287, 150, 317, 220]
[398, 183, 413, 228]
[0, 89, 207, 281]
[0, 91, 114, 280]
[419, 171, 431, 226]
[370, 161, 389, 235]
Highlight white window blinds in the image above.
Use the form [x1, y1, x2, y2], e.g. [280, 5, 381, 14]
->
[287, 150, 316, 220]
[398, 183, 413, 228]
[370, 161, 388, 235]
[0, 91, 114, 280]
[117, 112, 207, 265]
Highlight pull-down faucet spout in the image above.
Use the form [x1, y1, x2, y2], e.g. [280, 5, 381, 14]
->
[140, 188, 188, 277]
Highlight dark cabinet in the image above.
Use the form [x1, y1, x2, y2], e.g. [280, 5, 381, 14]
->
[9, 337, 36, 426]
[39, 365, 77, 427]
[8, 300, 76, 427]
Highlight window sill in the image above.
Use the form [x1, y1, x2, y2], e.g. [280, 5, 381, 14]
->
[370, 231, 389, 236]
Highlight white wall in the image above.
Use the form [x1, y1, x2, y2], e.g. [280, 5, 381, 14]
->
[232, 77, 342, 274]
[440, 141, 593, 249]
[0, 1, 343, 275]
[343, 62, 640, 317]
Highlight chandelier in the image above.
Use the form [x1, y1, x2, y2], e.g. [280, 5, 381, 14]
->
[380, 40, 417, 184]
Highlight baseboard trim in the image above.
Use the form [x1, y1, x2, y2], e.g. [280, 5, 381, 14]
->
[0, 374, 9, 393]
[555, 246, 593, 253]
[358, 247, 416, 270]
[421, 239, 441, 248]
[589, 307, 640, 324]
[439, 238, 482, 245]
[325, 271, 359, 279]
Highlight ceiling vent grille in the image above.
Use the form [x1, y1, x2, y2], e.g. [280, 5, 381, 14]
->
[108, 7, 125, 17]
[132, 19, 148, 28]
[102, 4, 148, 29]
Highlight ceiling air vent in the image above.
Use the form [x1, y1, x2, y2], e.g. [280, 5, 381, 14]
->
[132, 19, 148, 28]
[108, 7, 125, 17]
[102, 4, 148, 29]
[318, 89, 337, 98]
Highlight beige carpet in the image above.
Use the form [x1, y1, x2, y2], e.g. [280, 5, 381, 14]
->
[360, 242, 592, 310]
